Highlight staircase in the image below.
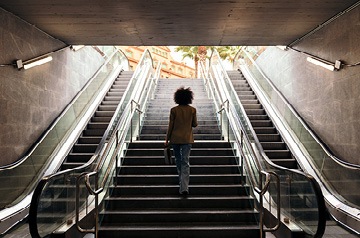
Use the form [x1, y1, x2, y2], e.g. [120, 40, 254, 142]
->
[227, 70, 298, 169]
[140, 78, 222, 141]
[61, 71, 133, 170]
[98, 78, 261, 238]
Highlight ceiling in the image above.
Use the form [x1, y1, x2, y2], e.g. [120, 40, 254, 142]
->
[1, 0, 358, 46]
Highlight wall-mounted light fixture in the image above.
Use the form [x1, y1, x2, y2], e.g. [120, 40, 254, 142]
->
[71, 45, 85, 51]
[15, 55, 53, 70]
[306, 57, 342, 71]
[276, 45, 288, 51]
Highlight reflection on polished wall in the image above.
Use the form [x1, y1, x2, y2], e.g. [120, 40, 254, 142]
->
[255, 7, 360, 166]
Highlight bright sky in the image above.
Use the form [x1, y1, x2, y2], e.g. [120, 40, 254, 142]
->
[169, 46, 195, 67]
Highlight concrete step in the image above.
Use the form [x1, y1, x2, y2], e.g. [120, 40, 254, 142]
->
[110, 184, 250, 196]
[122, 155, 238, 166]
[98, 224, 260, 238]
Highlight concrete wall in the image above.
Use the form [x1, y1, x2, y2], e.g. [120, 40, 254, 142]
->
[0, 9, 104, 166]
[256, 7, 360, 165]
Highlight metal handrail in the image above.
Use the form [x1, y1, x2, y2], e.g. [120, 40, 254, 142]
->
[29, 50, 154, 238]
[206, 49, 326, 238]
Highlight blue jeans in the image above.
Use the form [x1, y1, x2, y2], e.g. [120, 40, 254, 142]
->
[172, 144, 192, 193]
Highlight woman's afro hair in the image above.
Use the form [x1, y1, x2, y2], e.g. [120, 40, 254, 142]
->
[174, 87, 194, 105]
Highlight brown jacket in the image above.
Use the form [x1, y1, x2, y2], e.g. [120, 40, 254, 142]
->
[166, 105, 198, 144]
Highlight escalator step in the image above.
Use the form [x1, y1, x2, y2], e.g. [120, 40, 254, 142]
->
[95, 111, 115, 117]
[242, 104, 262, 110]
[270, 158, 297, 168]
[239, 95, 257, 100]
[98, 105, 117, 111]
[264, 150, 292, 159]
[66, 153, 93, 162]
[78, 136, 102, 144]
[247, 115, 268, 120]
[104, 96, 121, 101]
[107, 92, 123, 97]
[92, 116, 112, 122]
[257, 134, 281, 142]
[260, 142, 287, 150]
[83, 128, 106, 136]
[88, 122, 109, 129]
[72, 144, 98, 153]
[254, 127, 277, 134]
[244, 109, 265, 115]
[240, 100, 259, 104]
[251, 120, 272, 127]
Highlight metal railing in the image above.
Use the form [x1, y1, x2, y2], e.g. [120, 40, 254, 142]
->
[234, 47, 360, 234]
[0, 46, 128, 235]
[28, 50, 157, 238]
[202, 49, 326, 238]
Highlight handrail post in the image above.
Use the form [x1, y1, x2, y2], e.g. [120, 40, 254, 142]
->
[259, 171, 265, 238]
[115, 131, 119, 187]
[94, 172, 99, 238]
[138, 109, 141, 139]
[240, 130, 244, 184]
[76, 172, 103, 237]
[130, 101, 134, 142]
[254, 171, 281, 237]
[226, 100, 230, 142]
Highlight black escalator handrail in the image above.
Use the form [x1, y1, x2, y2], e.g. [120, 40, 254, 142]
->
[29, 49, 154, 238]
[209, 49, 326, 237]
[309, 173, 327, 238]
[237, 48, 360, 171]
[0, 46, 124, 171]
[29, 179, 47, 238]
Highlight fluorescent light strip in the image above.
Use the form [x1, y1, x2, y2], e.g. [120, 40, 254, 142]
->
[306, 57, 335, 71]
[23, 56, 53, 70]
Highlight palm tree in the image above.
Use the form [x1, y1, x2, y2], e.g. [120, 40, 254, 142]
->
[175, 46, 210, 78]
[215, 46, 242, 63]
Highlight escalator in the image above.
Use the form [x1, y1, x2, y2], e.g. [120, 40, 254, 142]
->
[2, 68, 133, 236]
[27, 49, 156, 238]
[227, 70, 298, 170]
[0, 47, 134, 237]
[229, 48, 360, 236]
[61, 71, 133, 170]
